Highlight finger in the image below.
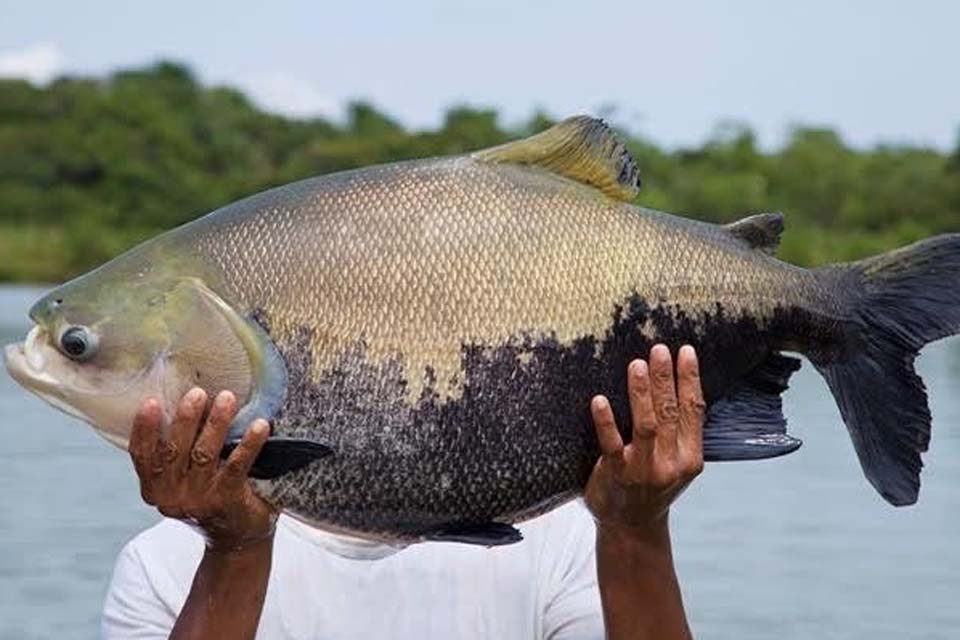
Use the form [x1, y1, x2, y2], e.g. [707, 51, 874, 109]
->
[677, 345, 706, 473]
[129, 398, 163, 487]
[190, 391, 238, 478]
[649, 344, 680, 458]
[217, 419, 270, 488]
[627, 359, 656, 437]
[626, 359, 657, 453]
[169, 388, 208, 474]
[590, 395, 624, 456]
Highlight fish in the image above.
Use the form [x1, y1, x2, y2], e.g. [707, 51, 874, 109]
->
[5, 116, 960, 545]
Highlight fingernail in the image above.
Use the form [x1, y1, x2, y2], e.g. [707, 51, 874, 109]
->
[632, 359, 648, 377]
[187, 387, 205, 405]
[592, 396, 609, 412]
[251, 420, 269, 436]
[215, 390, 234, 409]
[679, 344, 695, 359]
[651, 344, 669, 359]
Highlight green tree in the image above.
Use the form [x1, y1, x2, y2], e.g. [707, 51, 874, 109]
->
[0, 61, 957, 283]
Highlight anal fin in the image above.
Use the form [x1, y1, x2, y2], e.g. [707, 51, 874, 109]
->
[425, 522, 523, 546]
[221, 437, 333, 480]
[704, 353, 803, 461]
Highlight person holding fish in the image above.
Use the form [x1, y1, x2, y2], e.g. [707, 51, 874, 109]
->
[7, 115, 957, 638]
[101, 345, 704, 639]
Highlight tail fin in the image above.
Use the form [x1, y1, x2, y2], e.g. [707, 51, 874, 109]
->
[815, 234, 960, 505]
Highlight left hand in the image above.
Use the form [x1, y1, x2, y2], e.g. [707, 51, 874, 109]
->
[128, 389, 279, 551]
[585, 344, 705, 539]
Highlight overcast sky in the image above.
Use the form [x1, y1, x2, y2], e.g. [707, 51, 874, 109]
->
[1, 0, 957, 150]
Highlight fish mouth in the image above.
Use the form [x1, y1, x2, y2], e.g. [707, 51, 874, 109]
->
[5, 327, 54, 388]
[4, 327, 93, 423]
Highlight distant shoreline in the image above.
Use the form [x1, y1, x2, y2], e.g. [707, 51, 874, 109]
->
[2, 61, 957, 283]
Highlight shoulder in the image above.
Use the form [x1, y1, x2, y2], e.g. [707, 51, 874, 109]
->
[521, 500, 604, 639]
[124, 518, 205, 562]
[112, 518, 206, 598]
[514, 499, 599, 597]
[101, 519, 204, 638]
[520, 499, 597, 551]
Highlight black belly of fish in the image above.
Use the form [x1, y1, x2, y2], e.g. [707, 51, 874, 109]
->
[250, 294, 821, 544]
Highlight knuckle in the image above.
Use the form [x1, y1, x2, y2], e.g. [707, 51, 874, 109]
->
[653, 369, 672, 385]
[223, 458, 245, 479]
[162, 441, 179, 463]
[686, 397, 707, 416]
[657, 460, 681, 482]
[190, 446, 216, 467]
[596, 414, 617, 431]
[628, 383, 648, 399]
[657, 399, 680, 422]
[633, 424, 656, 440]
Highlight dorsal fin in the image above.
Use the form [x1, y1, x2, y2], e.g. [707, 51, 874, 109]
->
[473, 116, 640, 201]
[725, 212, 785, 255]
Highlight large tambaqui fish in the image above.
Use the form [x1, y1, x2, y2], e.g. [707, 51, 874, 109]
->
[5, 117, 960, 545]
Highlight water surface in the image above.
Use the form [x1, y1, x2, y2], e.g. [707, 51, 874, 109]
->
[0, 285, 957, 639]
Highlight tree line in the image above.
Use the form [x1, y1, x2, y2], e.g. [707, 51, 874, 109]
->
[1, 61, 958, 282]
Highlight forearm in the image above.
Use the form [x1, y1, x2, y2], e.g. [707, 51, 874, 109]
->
[596, 521, 692, 640]
[170, 537, 274, 640]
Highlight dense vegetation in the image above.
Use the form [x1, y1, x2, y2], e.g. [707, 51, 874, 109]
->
[1, 61, 958, 282]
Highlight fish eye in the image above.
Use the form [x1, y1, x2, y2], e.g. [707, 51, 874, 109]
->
[60, 326, 98, 361]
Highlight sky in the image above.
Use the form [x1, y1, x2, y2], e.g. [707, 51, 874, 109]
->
[1, 0, 958, 151]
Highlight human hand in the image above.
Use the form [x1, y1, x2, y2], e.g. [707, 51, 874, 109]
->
[585, 344, 705, 542]
[128, 388, 279, 551]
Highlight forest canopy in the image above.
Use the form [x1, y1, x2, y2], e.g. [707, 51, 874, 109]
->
[1, 61, 958, 282]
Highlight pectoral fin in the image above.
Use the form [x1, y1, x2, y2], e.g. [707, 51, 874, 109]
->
[221, 437, 333, 479]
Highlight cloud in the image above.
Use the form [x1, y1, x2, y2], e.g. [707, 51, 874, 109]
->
[238, 71, 341, 120]
[0, 43, 64, 84]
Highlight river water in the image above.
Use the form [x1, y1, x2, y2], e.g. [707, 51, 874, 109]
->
[0, 284, 957, 639]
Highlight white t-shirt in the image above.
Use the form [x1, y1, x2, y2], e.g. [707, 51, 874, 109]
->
[101, 500, 604, 639]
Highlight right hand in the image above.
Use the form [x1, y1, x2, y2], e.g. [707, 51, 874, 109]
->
[584, 345, 705, 540]
[128, 388, 279, 551]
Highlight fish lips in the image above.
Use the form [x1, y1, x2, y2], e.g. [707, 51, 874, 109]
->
[4, 331, 93, 424]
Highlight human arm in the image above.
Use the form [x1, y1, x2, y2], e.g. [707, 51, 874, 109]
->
[585, 344, 705, 640]
[125, 389, 278, 640]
